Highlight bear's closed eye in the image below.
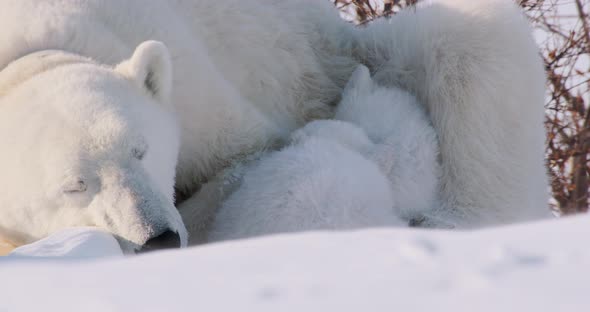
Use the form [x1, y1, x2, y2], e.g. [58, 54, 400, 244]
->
[63, 180, 87, 194]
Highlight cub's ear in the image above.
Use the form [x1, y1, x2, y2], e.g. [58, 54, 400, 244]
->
[116, 41, 172, 103]
[343, 64, 373, 95]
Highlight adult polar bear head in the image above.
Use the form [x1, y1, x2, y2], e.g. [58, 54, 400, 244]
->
[0, 41, 187, 253]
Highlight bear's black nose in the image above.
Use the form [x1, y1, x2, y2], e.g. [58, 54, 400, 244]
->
[140, 230, 181, 253]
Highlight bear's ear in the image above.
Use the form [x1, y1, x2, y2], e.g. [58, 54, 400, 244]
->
[116, 41, 172, 103]
[343, 64, 373, 95]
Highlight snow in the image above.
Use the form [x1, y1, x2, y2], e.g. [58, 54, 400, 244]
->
[7, 227, 123, 258]
[1, 216, 589, 311]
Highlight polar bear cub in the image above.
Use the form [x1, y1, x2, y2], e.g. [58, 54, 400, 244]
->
[208, 130, 403, 242]
[334, 65, 443, 226]
[292, 65, 443, 226]
[207, 65, 441, 242]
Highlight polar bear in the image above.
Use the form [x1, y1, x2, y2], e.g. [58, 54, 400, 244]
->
[180, 0, 551, 235]
[0, 0, 353, 251]
[0, 43, 187, 252]
[0, 0, 549, 249]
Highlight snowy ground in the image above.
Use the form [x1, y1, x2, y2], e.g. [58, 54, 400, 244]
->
[1, 216, 589, 311]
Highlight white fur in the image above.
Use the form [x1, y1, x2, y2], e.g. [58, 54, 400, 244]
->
[0, 0, 355, 199]
[201, 0, 551, 240]
[336, 65, 442, 226]
[0, 0, 549, 247]
[207, 66, 439, 241]
[208, 137, 403, 242]
[353, 0, 550, 226]
[0, 47, 185, 251]
[290, 119, 374, 153]
[0, 0, 352, 249]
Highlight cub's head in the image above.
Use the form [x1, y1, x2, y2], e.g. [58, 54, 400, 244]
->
[0, 41, 187, 253]
[336, 65, 424, 143]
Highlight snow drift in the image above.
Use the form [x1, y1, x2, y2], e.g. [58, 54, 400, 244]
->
[1, 216, 588, 311]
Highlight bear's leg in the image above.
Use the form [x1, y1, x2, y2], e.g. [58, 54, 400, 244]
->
[177, 171, 243, 245]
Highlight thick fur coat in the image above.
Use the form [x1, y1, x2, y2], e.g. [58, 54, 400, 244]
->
[0, 0, 549, 249]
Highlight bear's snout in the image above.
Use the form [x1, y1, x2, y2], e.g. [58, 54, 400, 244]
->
[90, 165, 188, 252]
